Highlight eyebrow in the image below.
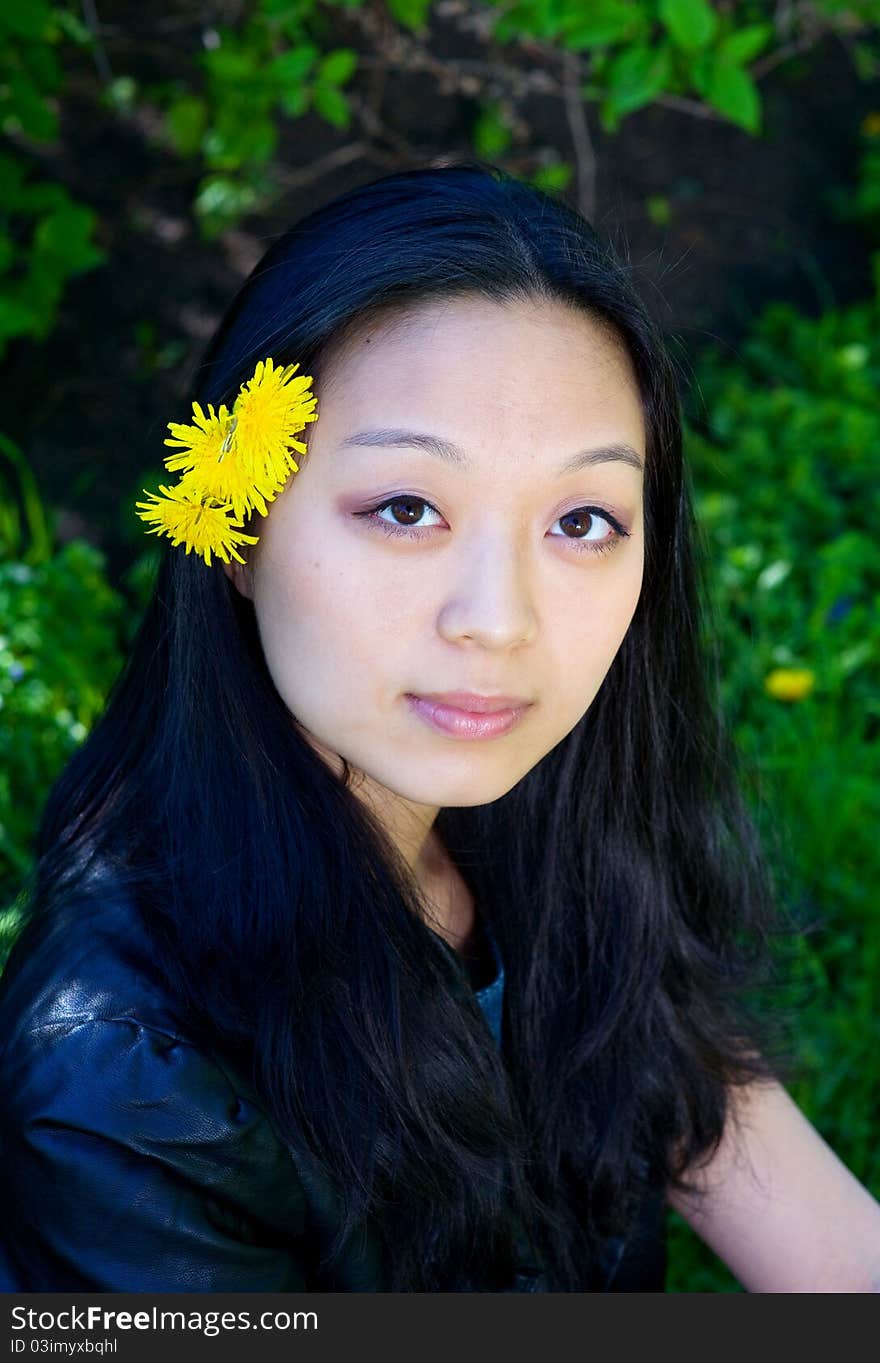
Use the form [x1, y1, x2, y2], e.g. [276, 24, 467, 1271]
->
[338, 427, 644, 475]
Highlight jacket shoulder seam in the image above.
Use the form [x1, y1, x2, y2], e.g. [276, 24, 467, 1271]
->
[25, 1012, 191, 1048]
[20, 1013, 287, 1150]
[16, 1014, 318, 1177]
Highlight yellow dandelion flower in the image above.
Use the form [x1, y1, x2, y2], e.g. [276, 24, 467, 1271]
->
[763, 668, 815, 702]
[161, 399, 274, 522]
[173, 436, 288, 522]
[232, 357, 318, 486]
[163, 401, 232, 473]
[135, 353, 318, 564]
[134, 483, 260, 567]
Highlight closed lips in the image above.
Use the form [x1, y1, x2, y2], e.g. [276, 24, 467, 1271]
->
[412, 692, 532, 713]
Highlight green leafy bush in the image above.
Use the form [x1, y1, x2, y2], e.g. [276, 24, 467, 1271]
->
[0, 541, 124, 883]
[0, 443, 126, 957]
[125, 0, 880, 232]
[0, 2, 104, 355]
[155, 4, 362, 236]
[666, 254, 880, 1291]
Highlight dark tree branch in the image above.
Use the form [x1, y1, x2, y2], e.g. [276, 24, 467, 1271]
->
[561, 51, 596, 220]
[80, 0, 114, 84]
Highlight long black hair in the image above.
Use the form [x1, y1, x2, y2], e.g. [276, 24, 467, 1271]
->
[19, 161, 784, 1290]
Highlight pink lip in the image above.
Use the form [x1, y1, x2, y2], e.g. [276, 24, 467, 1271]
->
[414, 690, 532, 714]
[406, 694, 532, 740]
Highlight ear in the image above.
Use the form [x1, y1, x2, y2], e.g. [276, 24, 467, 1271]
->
[222, 558, 255, 601]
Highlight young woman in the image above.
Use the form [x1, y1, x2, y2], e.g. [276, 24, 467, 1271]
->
[1, 162, 878, 1293]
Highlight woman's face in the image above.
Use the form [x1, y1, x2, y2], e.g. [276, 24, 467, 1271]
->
[225, 294, 645, 850]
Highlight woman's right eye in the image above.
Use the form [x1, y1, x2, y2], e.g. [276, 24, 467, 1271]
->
[356, 496, 444, 539]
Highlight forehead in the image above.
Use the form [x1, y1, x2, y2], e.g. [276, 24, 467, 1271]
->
[317, 294, 644, 442]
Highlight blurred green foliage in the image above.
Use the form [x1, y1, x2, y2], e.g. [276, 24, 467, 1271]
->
[832, 112, 880, 239]
[0, 435, 127, 960]
[0, 2, 103, 356]
[155, 4, 362, 236]
[145, 0, 876, 231]
[13, 0, 870, 239]
[494, 0, 773, 132]
[4, 2, 880, 255]
[665, 254, 880, 1291]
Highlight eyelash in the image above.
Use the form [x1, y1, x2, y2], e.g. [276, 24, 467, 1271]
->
[354, 495, 630, 557]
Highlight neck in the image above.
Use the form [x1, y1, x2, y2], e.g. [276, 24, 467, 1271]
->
[417, 828, 477, 956]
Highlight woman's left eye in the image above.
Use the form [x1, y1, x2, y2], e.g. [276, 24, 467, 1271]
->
[354, 496, 630, 557]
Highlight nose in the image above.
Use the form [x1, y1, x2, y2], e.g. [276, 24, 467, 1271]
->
[436, 529, 538, 649]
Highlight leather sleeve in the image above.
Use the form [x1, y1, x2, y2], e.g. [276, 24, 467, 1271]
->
[0, 1015, 313, 1291]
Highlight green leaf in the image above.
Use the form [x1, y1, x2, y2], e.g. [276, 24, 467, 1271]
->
[703, 57, 761, 133]
[312, 84, 351, 129]
[852, 40, 879, 81]
[103, 76, 139, 113]
[317, 48, 358, 87]
[12, 268, 64, 341]
[490, 0, 564, 42]
[10, 178, 66, 216]
[0, 153, 25, 205]
[261, 0, 310, 15]
[203, 112, 278, 170]
[598, 100, 620, 133]
[261, 0, 313, 17]
[270, 44, 320, 86]
[21, 39, 61, 93]
[605, 41, 673, 118]
[658, 0, 717, 51]
[0, 231, 15, 275]
[0, 0, 52, 40]
[50, 8, 94, 45]
[202, 45, 259, 87]
[194, 174, 259, 238]
[718, 23, 774, 66]
[4, 71, 57, 141]
[384, 0, 431, 31]
[0, 295, 40, 344]
[166, 96, 207, 157]
[279, 85, 311, 118]
[559, 0, 642, 49]
[647, 194, 671, 226]
[32, 204, 104, 274]
[688, 50, 714, 99]
[473, 105, 512, 157]
[0, 432, 51, 563]
[530, 160, 573, 192]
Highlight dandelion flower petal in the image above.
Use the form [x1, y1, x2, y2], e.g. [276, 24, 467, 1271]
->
[134, 484, 260, 567]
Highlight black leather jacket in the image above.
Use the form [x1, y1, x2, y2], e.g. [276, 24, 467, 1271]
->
[0, 861, 666, 1292]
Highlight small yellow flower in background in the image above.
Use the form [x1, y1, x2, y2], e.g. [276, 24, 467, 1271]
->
[763, 667, 815, 702]
[135, 356, 318, 566]
[134, 483, 260, 567]
[861, 111, 880, 137]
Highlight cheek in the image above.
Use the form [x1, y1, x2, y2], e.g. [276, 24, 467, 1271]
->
[251, 532, 405, 698]
[603, 551, 644, 655]
[554, 552, 643, 686]
[615, 544, 645, 631]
